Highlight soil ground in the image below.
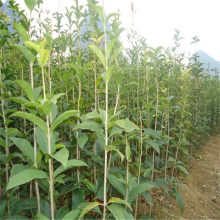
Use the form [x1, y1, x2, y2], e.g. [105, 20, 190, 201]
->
[168, 135, 220, 219]
[139, 135, 220, 219]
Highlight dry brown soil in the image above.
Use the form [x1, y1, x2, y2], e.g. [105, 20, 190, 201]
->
[168, 136, 220, 219]
[139, 135, 220, 219]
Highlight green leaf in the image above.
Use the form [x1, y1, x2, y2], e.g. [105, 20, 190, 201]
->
[10, 112, 47, 133]
[7, 169, 48, 190]
[108, 204, 135, 220]
[91, 4, 104, 22]
[0, 137, 6, 148]
[106, 13, 119, 23]
[24, 0, 37, 11]
[25, 41, 40, 53]
[0, 200, 6, 220]
[73, 121, 104, 136]
[102, 65, 114, 82]
[59, 183, 80, 196]
[146, 139, 160, 153]
[61, 210, 80, 220]
[105, 145, 124, 162]
[11, 138, 34, 165]
[51, 110, 79, 132]
[9, 97, 29, 104]
[88, 45, 105, 67]
[53, 36, 67, 52]
[109, 47, 125, 65]
[15, 80, 34, 102]
[0, 29, 10, 36]
[36, 126, 48, 154]
[55, 207, 69, 219]
[129, 182, 154, 198]
[84, 111, 102, 121]
[72, 188, 85, 210]
[107, 174, 125, 196]
[39, 49, 50, 67]
[34, 86, 43, 100]
[43, 100, 53, 115]
[0, 154, 6, 163]
[78, 202, 100, 220]
[37, 214, 49, 220]
[52, 148, 69, 167]
[14, 23, 30, 42]
[120, 82, 136, 95]
[53, 159, 88, 178]
[77, 134, 88, 149]
[179, 147, 188, 155]
[115, 72, 123, 86]
[173, 188, 184, 212]
[154, 178, 168, 194]
[24, 102, 43, 111]
[107, 38, 118, 58]
[144, 128, 161, 139]
[6, 216, 29, 220]
[14, 45, 31, 63]
[176, 165, 189, 176]
[114, 118, 140, 133]
[82, 179, 95, 193]
[50, 93, 65, 104]
[108, 197, 132, 210]
[10, 164, 27, 178]
[126, 143, 131, 162]
[18, 197, 38, 210]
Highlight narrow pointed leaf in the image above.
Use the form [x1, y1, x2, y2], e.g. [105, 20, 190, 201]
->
[24, 0, 37, 11]
[108, 197, 132, 210]
[0, 29, 10, 36]
[14, 45, 30, 62]
[53, 159, 88, 178]
[7, 169, 48, 190]
[125, 143, 131, 162]
[78, 202, 100, 220]
[39, 49, 50, 67]
[102, 65, 114, 82]
[14, 23, 30, 42]
[15, 80, 34, 102]
[61, 210, 80, 220]
[73, 121, 103, 136]
[109, 47, 125, 65]
[0, 200, 7, 220]
[77, 134, 88, 149]
[173, 188, 184, 212]
[88, 45, 105, 67]
[51, 110, 79, 132]
[11, 137, 34, 165]
[107, 38, 118, 58]
[107, 174, 125, 196]
[36, 126, 48, 154]
[91, 4, 104, 22]
[0, 137, 6, 148]
[106, 13, 119, 23]
[129, 182, 154, 198]
[25, 41, 40, 53]
[72, 188, 85, 210]
[105, 145, 124, 162]
[52, 147, 69, 167]
[146, 139, 160, 153]
[37, 215, 49, 220]
[108, 204, 134, 220]
[177, 165, 189, 176]
[114, 118, 140, 133]
[10, 112, 47, 133]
